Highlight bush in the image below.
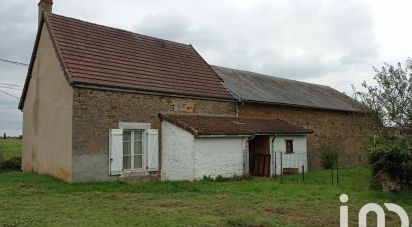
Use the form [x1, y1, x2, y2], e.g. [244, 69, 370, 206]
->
[369, 135, 412, 188]
[319, 139, 339, 169]
[0, 155, 21, 172]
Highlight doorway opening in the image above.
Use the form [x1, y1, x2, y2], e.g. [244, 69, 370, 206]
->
[249, 135, 270, 177]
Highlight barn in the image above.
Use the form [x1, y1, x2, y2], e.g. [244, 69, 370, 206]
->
[19, 1, 371, 183]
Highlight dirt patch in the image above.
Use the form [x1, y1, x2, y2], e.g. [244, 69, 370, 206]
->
[18, 183, 34, 189]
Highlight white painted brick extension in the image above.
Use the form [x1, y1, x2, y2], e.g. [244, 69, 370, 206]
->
[271, 135, 308, 175]
[161, 121, 308, 181]
[193, 137, 244, 179]
[161, 121, 245, 181]
[161, 121, 196, 181]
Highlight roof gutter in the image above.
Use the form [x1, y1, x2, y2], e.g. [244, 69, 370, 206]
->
[222, 83, 242, 103]
[222, 80, 244, 118]
[196, 134, 253, 138]
[242, 99, 361, 113]
[195, 131, 313, 137]
[72, 81, 236, 102]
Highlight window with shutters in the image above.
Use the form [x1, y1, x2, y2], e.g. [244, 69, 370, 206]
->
[109, 124, 158, 176]
[122, 130, 144, 170]
[285, 139, 294, 154]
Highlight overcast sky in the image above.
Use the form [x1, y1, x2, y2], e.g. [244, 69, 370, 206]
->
[1, 0, 411, 136]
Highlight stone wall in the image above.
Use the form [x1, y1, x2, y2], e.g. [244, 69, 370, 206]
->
[71, 87, 373, 181]
[71, 87, 235, 182]
[238, 102, 373, 169]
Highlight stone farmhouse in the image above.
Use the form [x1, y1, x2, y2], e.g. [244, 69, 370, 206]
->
[19, 0, 369, 182]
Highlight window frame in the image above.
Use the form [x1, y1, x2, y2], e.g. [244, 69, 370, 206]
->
[285, 139, 294, 154]
[119, 122, 151, 173]
[122, 130, 144, 171]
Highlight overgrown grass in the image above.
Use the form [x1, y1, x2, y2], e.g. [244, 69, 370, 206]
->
[0, 139, 409, 225]
[0, 138, 21, 158]
[0, 170, 411, 226]
[0, 139, 22, 172]
[277, 165, 372, 191]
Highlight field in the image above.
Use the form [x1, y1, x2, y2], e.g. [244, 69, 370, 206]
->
[0, 139, 411, 226]
[0, 138, 21, 159]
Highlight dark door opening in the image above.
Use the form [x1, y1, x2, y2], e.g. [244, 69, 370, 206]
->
[249, 135, 270, 177]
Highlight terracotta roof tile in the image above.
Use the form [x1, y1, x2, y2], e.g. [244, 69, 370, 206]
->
[43, 13, 233, 99]
[160, 114, 313, 136]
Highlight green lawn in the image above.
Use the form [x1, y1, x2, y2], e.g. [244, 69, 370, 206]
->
[0, 169, 411, 226]
[0, 138, 21, 158]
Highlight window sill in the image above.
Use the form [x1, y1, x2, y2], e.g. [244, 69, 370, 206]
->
[121, 169, 149, 177]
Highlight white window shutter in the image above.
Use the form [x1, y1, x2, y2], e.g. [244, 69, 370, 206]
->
[147, 129, 159, 171]
[109, 129, 123, 175]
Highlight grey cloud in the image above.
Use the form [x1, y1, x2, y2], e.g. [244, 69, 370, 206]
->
[0, 0, 389, 135]
[0, 63, 25, 136]
[0, 0, 34, 136]
[133, 0, 380, 82]
[0, 1, 37, 62]
[135, 12, 191, 42]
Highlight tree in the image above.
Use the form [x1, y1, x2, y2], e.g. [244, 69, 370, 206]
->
[369, 135, 412, 191]
[3, 133, 5, 139]
[353, 58, 412, 128]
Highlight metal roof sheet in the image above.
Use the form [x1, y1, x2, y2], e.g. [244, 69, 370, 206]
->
[212, 65, 361, 112]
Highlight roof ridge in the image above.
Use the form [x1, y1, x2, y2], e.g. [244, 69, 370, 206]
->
[44, 12, 192, 48]
[211, 64, 333, 89]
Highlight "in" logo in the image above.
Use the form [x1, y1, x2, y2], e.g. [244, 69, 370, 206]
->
[340, 194, 409, 227]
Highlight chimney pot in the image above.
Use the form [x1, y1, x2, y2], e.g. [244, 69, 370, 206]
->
[38, 0, 53, 25]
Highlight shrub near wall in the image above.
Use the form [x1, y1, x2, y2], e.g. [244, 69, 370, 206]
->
[0, 155, 21, 172]
[0, 139, 22, 172]
[370, 135, 412, 192]
[319, 139, 339, 169]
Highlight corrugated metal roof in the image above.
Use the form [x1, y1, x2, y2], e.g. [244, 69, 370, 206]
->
[212, 65, 361, 112]
[160, 113, 313, 136]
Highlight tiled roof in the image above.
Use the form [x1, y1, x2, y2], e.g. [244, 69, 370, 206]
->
[19, 13, 233, 109]
[213, 65, 362, 112]
[159, 114, 313, 136]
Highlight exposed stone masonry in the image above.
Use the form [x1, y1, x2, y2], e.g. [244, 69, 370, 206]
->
[72, 87, 373, 173]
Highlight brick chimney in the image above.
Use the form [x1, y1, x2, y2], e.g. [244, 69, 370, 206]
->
[38, 0, 53, 24]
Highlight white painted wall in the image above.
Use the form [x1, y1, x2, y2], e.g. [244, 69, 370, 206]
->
[194, 138, 244, 179]
[161, 121, 195, 181]
[161, 120, 308, 180]
[161, 121, 248, 181]
[271, 135, 308, 175]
